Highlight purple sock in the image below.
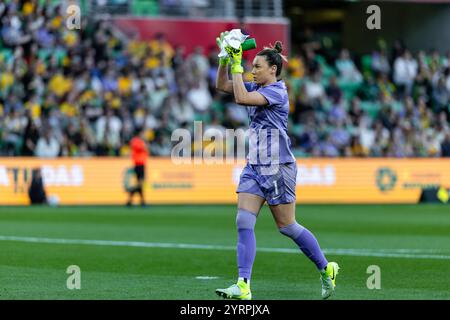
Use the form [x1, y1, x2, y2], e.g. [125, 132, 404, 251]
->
[236, 209, 257, 280]
[280, 222, 328, 270]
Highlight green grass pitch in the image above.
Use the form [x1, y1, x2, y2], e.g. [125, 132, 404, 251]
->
[0, 204, 449, 300]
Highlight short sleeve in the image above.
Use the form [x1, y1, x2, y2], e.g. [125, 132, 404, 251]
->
[257, 85, 285, 106]
[244, 82, 258, 92]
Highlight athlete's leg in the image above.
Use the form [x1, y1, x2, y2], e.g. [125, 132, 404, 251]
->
[236, 192, 265, 282]
[136, 165, 145, 206]
[270, 202, 339, 299]
[264, 163, 328, 271]
[126, 191, 133, 206]
[216, 164, 265, 300]
[136, 179, 145, 205]
[238, 192, 265, 215]
[126, 187, 134, 206]
[270, 202, 328, 271]
[216, 192, 264, 300]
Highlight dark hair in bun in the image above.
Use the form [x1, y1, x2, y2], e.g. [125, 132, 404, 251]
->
[273, 41, 283, 54]
[257, 41, 288, 77]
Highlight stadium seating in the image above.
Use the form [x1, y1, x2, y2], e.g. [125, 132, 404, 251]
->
[0, 1, 449, 158]
[131, 0, 160, 16]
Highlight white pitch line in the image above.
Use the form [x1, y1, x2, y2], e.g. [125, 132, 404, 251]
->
[195, 276, 220, 280]
[0, 235, 449, 260]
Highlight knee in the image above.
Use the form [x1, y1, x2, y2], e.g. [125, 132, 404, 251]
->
[279, 222, 304, 239]
[274, 217, 296, 230]
[236, 209, 257, 230]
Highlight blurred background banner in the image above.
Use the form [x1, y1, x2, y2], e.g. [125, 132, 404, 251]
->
[1, 157, 449, 205]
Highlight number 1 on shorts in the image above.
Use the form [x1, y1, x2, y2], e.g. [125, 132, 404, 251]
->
[273, 180, 279, 195]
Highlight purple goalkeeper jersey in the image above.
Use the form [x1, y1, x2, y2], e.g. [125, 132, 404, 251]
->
[244, 80, 295, 165]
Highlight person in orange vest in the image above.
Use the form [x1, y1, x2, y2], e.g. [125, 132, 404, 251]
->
[126, 128, 149, 207]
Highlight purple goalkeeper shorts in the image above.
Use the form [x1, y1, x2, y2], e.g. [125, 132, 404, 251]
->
[236, 162, 297, 205]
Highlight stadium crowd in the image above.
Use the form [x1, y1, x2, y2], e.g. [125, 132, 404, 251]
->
[1, 0, 450, 158]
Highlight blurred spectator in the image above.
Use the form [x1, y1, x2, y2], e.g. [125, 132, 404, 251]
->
[391, 39, 406, 64]
[377, 72, 396, 100]
[441, 131, 450, 157]
[335, 49, 362, 83]
[35, 129, 60, 158]
[28, 168, 47, 205]
[325, 75, 342, 103]
[171, 93, 194, 124]
[328, 99, 347, 125]
[96, 109, 122, 156]
[357, 74, 379, 101]
[432, 77, 450, 113]
[304, 72, 326, 109]
[393, 50, 418, 97]
[150, 132, 172, 156]
[330, 121, 351, 152]
[187, 80, 212, 113]
[346, 135, 365, 157]
[22, 117, 39, 156]
[188, 46, 210, 78]
[149, 32, 175, 68]
[321, 134, 340, 157]
[304, 49, 320, 76]
[371, 49, 390, 75]
[297, 121, 318, 153]
[287, 54, 305, 79]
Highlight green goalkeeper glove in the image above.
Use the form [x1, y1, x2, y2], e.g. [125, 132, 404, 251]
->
[225, 45, 243, 74]
[216, 31, 230, 66]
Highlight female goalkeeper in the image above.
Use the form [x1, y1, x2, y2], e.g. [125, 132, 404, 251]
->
[215, 35, 339, 300]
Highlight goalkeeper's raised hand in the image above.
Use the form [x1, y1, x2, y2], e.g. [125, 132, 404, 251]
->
[225, 45, 243, 74]
[216, 31, 230, 67]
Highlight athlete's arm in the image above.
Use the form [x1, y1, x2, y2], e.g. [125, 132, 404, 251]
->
[216, 64, 234, 94]
[215, 31, 233, 94]
[231, 73, 268, 107]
